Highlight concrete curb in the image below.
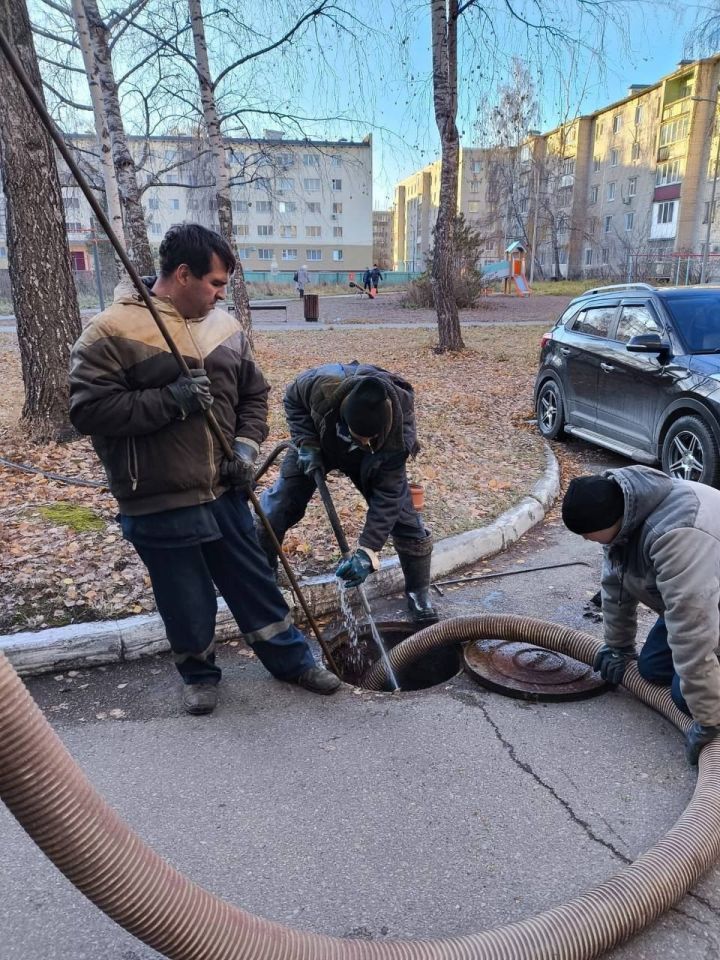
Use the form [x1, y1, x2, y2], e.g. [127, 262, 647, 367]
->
[1, 447, 560, 677]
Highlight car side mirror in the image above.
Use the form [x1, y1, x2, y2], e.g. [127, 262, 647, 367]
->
[626, 333, 671, 356]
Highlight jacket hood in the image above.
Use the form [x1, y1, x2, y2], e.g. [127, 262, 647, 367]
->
[603, 466, 674, 543]
[112, 275, 186, 320]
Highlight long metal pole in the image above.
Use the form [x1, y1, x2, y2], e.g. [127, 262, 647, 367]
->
[701, 102, 720, 285]
[0, 27, 338, 675]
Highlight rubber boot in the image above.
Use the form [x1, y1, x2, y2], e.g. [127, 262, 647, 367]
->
[393, 533, 438, 622]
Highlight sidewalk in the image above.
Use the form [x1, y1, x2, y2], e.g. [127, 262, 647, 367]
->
[1, 448, 560, 676]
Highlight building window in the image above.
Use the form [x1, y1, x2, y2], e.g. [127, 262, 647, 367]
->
[561, 157, 575, 176]
[257, 225, 274, 237]
[595, 122, 604, 140]
[585, 248, 593, 266]
[170, 198, 180, 210]
[656, 159, 682, 186]
[590, 185, 598, 204]
[593, 156, 601, 172]
[280, 225, 297, 238]
[278, 178, 295, 192]
[165, 174, 178, 184]
[631, 142, 641, 160]
[604, 215, 612, 233]
[602, 248, 609, 264]
[64, 196, 80, 209]
[304, 179, 321, 192]
[469, 180, 482, 192]
[232, 200, 249, 212]
[150, 223, 162, 235]
[237, 248, 251, 259]
[306, 202, 321, 213]
[278, 200, 297, 213]
[331, 155, 343, 166]
[332, 202, 343, 214]
[257, 248, 273, 260]
[659, 116, 690, 146]
[612, 115, 622, 134]
[567, 126, 577, 142]
[70, 251, 86, 270]
[520, 145, 532, 162]
[256, 200, 273, 213]
[306, 249, 322, 260]
[282, 248, 298, 260]
[607, 182, 616, 201]
[703, 201, 717, 224]
[657, 200, 676, 224]
[233, 224, 249, 236]
[559, 247, 568, 265]
[302, 153, 319, 166]
[468, 200, 480, 213]
[305, 225, 321, 238]
[331, 179, 342, 191]
[277, 153, 294, 167]
[66, 221, 82, 232]
[186, 198, 199, 210]
[610, 148, 619, 166]
[635, 105, 643, 125]
[254, 177, 271, 192]
[332, 249, 343, 261]
[628, 177, 637, 197]
[625, 212, 634, 230]
[470, 159, 483, 173]
[148, 197, 160, 210]
[333, 226, 343, 237]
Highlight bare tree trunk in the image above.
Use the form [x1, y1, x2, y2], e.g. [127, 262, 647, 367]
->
[82, 0, 154, 275]
[188, 0, 253, 343]
[0, 0, 82, 440]
[71, 0, 125, 274]
[430, 0, 463, 352]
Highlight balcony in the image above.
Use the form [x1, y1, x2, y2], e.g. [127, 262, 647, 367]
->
[560, 174, 575, 189]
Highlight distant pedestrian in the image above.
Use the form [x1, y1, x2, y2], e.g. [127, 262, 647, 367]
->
[296, 264, 309, 298]
[370, 264, 384, 291]
[362, 268, 372, 293]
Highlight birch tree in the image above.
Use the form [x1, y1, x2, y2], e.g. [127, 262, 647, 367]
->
[430, 0, 463, 352]
[0, 0, 82, 440]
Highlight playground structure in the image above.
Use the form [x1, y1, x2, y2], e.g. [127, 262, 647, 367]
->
[480, 241, 531, 296]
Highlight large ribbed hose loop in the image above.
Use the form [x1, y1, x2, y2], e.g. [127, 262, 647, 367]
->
[1, 613, 719, 960]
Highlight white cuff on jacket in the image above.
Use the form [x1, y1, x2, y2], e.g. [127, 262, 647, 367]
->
[234, 436, 260, 455]
[357, 546, 380, 570]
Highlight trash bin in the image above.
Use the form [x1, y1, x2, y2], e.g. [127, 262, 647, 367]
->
[303, 293, 319, 322]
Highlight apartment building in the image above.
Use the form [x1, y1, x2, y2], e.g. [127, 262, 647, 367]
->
[391, 148, 506, 271]
[518, 55, 720, 279]
[372, 209, 393, 268]
[2, 131, 373, 274]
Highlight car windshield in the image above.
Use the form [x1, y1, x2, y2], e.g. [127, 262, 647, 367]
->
[664, 293, 720, 352]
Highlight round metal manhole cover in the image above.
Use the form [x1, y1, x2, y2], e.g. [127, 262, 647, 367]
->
[464, 638, 607, 701]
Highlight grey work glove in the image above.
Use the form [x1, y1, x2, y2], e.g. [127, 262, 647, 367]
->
[297, 442, 324, 478]
[166, 367, 213, 419]
[592, 643, 636, 686]
[685, 722, 720, 766]
[220, 439, 258, 490]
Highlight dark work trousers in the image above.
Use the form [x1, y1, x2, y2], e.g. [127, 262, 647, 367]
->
[132, 491, 316, 686]
[636, 616, 691, 715]
[258, 446, 426, 551]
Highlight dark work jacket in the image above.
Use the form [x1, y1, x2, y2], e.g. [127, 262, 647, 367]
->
[283, 362, 419, 551]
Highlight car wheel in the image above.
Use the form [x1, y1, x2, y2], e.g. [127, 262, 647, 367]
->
[536, 378, 566, 441]
[661, 415, 720, 486]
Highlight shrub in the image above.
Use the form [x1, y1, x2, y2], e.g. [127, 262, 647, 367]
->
[402, 270, 485, 309]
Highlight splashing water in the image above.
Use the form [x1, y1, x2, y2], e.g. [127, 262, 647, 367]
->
[334, 578, 401, 692]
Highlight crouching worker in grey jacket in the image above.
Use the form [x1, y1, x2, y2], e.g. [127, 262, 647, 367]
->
[257, 362, 437, 621]
[562, 466, 720, 765]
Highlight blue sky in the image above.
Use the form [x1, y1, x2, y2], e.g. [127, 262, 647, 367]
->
[368, 1, 700, 206]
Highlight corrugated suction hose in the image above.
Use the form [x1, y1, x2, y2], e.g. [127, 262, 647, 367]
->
[2, 614, 719, 960]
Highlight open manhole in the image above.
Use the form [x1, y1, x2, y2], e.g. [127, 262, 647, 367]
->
[464, 637, 607, 701]
[324, 620, 462, 691]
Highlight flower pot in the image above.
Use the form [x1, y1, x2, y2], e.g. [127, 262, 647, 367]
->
[409, 482, 424, 511]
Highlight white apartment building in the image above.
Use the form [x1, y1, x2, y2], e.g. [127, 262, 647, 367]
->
[1, 131, 373, 274]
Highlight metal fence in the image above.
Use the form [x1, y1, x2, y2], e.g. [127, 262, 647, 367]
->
[627, 253, 720, 286]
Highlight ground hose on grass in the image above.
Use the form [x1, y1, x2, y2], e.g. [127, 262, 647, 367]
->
[2, 614, 720, 960]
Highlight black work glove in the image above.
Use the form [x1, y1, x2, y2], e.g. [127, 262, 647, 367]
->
[335, 549, 374, 588]
[297, 442, 324, 477]
[220, 439, 258, 490]
[685, 722, 720, 766]
[592, 643, 636, 686]
[166, 368, 213, 419]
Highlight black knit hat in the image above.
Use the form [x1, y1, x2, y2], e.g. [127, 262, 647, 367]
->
[340, 377, 389, 437]
[561, 476, 625, 535]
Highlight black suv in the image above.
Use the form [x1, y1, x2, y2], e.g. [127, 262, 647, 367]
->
[534, 283, 720, 486]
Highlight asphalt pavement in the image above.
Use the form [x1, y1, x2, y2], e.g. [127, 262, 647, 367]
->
[2, 456, 719, 959]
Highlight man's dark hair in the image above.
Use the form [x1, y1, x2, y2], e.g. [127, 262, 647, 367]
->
[159, 224, 236, 278]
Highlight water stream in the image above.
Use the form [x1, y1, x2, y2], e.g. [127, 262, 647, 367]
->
[335, 579, 400, 691]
